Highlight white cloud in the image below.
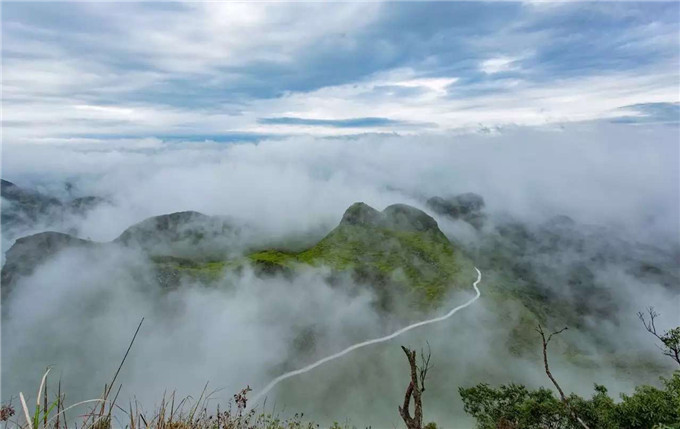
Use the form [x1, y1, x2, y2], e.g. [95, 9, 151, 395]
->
[3, 123, 678, 245]
[3, 63, 678, 143]
[2, 3, 679, 142]
[242, 66, 678, 136]
[480, 56, 520, 74]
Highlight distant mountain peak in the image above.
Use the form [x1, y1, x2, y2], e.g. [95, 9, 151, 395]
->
[114, 211, 239, 260]
[1, 178, 106, 233]
[340, 202, 382, 227]
[1, 231, 93, 289]
[115, 210, 213, 243]
[340, 202, 440, 233]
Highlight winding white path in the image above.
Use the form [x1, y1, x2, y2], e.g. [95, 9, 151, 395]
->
[250, 267, 483, 406]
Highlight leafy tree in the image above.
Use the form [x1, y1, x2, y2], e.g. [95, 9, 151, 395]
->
[615, 373, 680, 429]
[460, 319, 680, 429]
[459, 383, 570, 428]
[460, 372, 680, 429]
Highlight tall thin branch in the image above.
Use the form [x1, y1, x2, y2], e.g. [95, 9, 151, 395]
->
[638, 307, 680, 366]
[536, 325, 590, 429]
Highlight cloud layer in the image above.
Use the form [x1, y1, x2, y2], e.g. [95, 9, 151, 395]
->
[2, 2, 679, 142]
[2, 124, 678, 425]
[3, 123, 678, 247]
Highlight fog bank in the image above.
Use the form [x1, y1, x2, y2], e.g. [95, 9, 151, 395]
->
[2, 122, 679, 426]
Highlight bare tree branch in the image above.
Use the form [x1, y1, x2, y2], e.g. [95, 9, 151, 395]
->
[638, 307, 680, 366]
[398, 345, 431, 429]
[419, 342, 432, 393]
[536, 325, 590, 429]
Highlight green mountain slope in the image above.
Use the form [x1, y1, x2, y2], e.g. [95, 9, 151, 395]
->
[2, 203, 474, 309]
[248, 202, 476, 307]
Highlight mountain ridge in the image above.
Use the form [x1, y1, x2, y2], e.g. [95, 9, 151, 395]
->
[1, 202, 472, 309]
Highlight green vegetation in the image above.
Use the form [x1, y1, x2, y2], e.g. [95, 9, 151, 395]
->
[247, 250, 297, 266]
[153, 223, 473, 306]
[296, 224, 474, 306]
[246, 250, 297, 273]
[150, 203, 476, 308]
[458, 316, 680, 429]
[6, 198, 680, 428]
[151, 256, 231, 285]
[4, 312, 679, 429]
[0, 377, 357, 429]
[459, 372, 680, 429]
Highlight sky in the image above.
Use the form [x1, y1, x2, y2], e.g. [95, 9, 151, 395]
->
[2, 1, 679, 144]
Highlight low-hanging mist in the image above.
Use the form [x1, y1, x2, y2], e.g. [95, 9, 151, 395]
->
[3, 122, 678, 246]
[2, 122, 679, 426]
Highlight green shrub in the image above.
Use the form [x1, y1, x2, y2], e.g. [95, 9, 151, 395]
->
[460, 372, 680, 429]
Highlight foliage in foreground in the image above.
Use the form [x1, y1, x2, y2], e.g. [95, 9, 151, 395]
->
[0, 383, 358, 429]
[459, 371, 680, 429]
[3, 293, 678, 429]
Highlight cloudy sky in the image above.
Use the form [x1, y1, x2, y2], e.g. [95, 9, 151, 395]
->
[2, 1, 679, 144]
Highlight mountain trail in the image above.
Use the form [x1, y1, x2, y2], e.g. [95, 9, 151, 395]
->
[250, 267, 483, 406]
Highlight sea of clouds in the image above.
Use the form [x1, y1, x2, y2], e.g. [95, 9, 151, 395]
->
[2, 122, 678, 426]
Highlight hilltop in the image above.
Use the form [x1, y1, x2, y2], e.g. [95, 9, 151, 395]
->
[248, 203, 475, 307]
